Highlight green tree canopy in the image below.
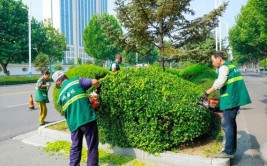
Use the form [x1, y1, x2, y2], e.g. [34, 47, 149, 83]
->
[0, 0, 28, 75]
[34, 53, 49, 73]
[0, 0, 66, 75]
[229, 0, 267, 65]
[41, 20, 67, 63]
[83, 13, 123, 62]
[111, 0, 227, 70]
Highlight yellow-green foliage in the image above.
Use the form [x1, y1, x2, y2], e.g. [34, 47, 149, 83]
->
[98, 67, 212, 153]
[44, 140, 145, 165]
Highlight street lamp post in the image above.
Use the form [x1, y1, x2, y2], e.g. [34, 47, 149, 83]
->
[221, 20, 233, 60]
[28, 0, 32, 76]
[215, 0, 219, 51]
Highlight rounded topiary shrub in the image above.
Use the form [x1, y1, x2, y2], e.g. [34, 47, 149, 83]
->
[180, 64, 211, 80]
[53, 64, 109, 115]
[98, 67, 212, 153]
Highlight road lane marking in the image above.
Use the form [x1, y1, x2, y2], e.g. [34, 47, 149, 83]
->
[7, 103, 29, 108]
[0, 91, 34, 96]
[6, 99, 53, 108]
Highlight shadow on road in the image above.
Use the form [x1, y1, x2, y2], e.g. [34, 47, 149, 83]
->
[241, 72, 267, 77]
[231, 131, 263, 165]
[261, 95, 267, 105]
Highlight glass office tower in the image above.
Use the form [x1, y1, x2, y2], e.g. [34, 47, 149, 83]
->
[43, 0, 108, 64]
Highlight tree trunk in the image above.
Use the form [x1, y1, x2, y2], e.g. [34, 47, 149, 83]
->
[160, 57, 165, 71]
[0, 62, 9, 76]
[159, 20, 165, 71]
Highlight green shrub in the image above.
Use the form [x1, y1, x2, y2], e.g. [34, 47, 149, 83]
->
[22, 67, 27, 72]
[180, 64, 211, 80]
[166, 68, 182, 76]
[53, 64, 109, 115]
[189, 69, 217, 90]
[98, 67, 212, 153]
[0, 75, 39, 85]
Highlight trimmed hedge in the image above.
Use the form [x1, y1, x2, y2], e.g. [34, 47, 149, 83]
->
[180, 64, 211, 80]
[52, 64, 109, 115]
[0, 75, 39, 85]
[181, 65, 217, 90]
[165, 68, 182, 76]
[98, 67, 212, 153]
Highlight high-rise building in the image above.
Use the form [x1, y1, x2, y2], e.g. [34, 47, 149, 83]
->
[43, 0, 108, 64]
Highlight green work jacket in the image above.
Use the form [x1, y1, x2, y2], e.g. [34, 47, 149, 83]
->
[219, 62, 251, 110]
[110, 61, 120, 71]
[35, 77, 49, 103]
[57, 78, 96, 132]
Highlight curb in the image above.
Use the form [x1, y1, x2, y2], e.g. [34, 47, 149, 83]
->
[38, 120, 230, 166]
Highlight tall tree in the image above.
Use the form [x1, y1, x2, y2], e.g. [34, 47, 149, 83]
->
[0, 0, 28, 75]
[83, 13, 122, 63]
[229, 0, 267, 65]
[112, 0, 227, 70]
[42, 20, 67, 70]
[33, 53, 49, 73]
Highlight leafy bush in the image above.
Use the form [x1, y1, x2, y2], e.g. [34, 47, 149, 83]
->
[53, 64, 109, 115]
[166, 68, 182, 76]
[98, 67, 212, 153]
[22, 67, 27, 72]
[189, 69, 217, 90]
[180, 64, 217, 96]
[180, 64, 211, 80]
[0, 75, 39, 85]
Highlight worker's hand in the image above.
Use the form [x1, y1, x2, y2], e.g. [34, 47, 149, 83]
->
[96, 83, 103, 94]
[200, 92, 209, 101]
[46, 82, 51, 87]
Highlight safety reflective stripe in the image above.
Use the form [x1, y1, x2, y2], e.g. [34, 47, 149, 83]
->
[62, 93, 88, 111]
[226, 76, 243, 85]
[221, 93, 228, 97]
[227, 64, 236, 69]
[58, 80, 79, 103]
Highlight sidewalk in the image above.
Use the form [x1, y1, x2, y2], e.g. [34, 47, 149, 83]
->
[11, 122, 229, 166]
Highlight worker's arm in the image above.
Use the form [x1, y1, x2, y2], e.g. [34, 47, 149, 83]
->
[206, 66, 229, 95]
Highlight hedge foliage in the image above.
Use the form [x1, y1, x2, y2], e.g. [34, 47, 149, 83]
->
[181, 65, 217, 90]
[180, 64, 211, 80]
[0, 75, 39, 85]
[98, 67, 212, 153]
[52, 64, 109, 115]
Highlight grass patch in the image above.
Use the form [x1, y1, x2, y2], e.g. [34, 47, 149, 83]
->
[44, 140, 147, 166]
[47, 121, 68, 132]
[48, 113, 223, 158]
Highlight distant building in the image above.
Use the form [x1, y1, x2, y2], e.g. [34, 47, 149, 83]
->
[43, 0, 108, 64]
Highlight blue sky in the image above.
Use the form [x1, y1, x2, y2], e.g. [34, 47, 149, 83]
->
[23, 0, 247, 38]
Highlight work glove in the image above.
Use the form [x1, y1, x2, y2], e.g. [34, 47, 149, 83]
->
[46, 82, 51, 87]
[200, 92, 209, 102]
[96, 83, 103, 94]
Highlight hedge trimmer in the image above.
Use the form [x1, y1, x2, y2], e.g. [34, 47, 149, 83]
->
[197, 97, 220, 112]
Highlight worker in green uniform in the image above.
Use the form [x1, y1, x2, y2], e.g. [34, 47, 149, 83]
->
[201, 51, 251, 159]
[110, 54, 122, 72]
[35, 71, 50, 126]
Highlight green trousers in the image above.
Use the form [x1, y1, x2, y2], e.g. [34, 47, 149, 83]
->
[38, 102, 47, 125]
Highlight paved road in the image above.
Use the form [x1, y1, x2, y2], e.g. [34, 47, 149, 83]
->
[232, 72, 267, 166]
[0, 83, 64, 141]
